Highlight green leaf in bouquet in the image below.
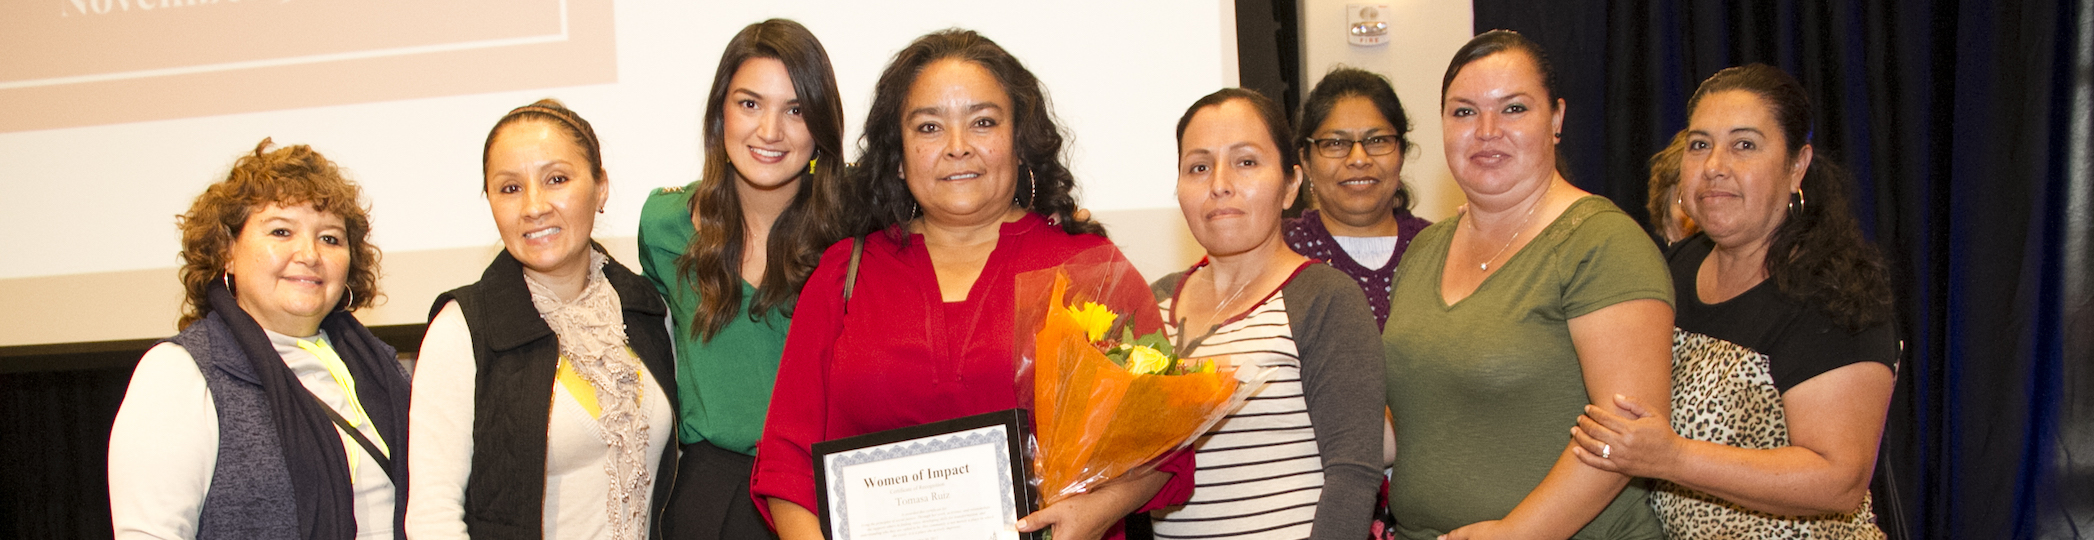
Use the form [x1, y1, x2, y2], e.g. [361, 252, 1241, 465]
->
[1104, 344, 1130, 368]
[1132, 330, 1175, 358]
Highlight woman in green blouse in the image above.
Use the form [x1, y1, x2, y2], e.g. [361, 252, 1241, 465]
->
[636, 19, 850, 540]
[1381, 30, 1675, 540]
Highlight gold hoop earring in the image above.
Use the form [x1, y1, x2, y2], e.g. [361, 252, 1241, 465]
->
[1788, 189, 1807, 215]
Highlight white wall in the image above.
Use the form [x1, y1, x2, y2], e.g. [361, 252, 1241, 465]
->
[1297, 0, 1474, 222]
[0, 0, 1235, 346]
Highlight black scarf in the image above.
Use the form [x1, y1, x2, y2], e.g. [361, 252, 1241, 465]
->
[206, 280, 411, 539]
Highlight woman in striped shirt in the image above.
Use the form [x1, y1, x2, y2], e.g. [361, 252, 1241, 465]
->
[1146, 87, 1386, 540]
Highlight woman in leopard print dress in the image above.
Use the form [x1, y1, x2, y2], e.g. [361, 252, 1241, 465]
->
[1567, 64, 1899, 539]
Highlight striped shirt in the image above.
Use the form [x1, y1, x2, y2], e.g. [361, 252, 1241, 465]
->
[1152, 290, 1322, 539]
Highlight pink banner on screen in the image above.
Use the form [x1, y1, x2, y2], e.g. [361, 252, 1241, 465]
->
[0, 0, 615, 133]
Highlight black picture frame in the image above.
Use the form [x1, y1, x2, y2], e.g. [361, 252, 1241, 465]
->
[811, 408, 1038, 540]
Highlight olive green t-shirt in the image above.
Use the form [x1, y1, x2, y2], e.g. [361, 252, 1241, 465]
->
[1383, 196, 1672, 539]
[637, 182, 792, 455]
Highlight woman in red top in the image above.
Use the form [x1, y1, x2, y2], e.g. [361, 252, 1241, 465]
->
[750, 29, 1192, 540]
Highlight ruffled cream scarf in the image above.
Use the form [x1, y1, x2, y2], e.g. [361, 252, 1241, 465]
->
[524, 250, 650, 540]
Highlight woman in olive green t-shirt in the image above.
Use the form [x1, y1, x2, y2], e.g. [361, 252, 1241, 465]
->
[1382, 31, 1674, 540]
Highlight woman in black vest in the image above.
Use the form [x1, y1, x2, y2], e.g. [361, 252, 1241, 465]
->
[109, 139, 411, 540]
[405, 100, 677, 540]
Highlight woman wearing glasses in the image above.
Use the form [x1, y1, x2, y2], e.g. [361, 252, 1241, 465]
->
[1282, 67, 1421, 538]
[1283, 67, 1432, 331]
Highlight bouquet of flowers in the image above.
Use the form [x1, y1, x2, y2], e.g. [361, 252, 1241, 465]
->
[1014, 250, 1276, 506]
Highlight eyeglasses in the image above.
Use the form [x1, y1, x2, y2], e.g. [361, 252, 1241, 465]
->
[1305, 136, 1400, 158]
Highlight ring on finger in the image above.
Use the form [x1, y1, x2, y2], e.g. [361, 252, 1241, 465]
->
[1601, 444, 1612, 459]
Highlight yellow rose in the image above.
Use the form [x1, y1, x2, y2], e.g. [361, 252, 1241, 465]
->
[1067, 302, 1118, 342]
[1126, 345, 1171, 375]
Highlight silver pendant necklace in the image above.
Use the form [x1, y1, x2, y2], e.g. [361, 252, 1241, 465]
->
[1205, 264, 1258, 318]
[1475, 184, 1553, 271]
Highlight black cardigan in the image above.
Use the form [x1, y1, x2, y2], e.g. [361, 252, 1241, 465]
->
[429, 246, 679, 539]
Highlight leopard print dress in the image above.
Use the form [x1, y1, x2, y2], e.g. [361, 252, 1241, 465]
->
[1652, 329, 1885, 539]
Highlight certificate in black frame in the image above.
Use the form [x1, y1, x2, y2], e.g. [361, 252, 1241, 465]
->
[811, 408, 1038, 540]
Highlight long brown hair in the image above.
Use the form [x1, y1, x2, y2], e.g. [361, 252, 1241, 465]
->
[854, 29, 1105, 243]
[176, 138, 379, 330]
[678, 19, 849, 341]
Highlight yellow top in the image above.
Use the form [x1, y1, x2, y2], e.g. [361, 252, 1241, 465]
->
[295, 338, 389, 483]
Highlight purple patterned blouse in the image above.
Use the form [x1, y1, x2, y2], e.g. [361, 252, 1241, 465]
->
[1283, 208, 1433, 329]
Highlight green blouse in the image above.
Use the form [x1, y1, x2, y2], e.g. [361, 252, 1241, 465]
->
[637, 182, 791, 455]
[1383, 196, 1673, 539]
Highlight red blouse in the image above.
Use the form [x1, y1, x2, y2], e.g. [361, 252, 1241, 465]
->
[751, 213, 1192, 536]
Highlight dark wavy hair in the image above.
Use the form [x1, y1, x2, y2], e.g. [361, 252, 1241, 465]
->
[1177, 87, 1298, 175]
[481, 99, 604, 188]
[852, 28, 1103, 243]
[1296, 66, 1416, 210]
[176, 138, 380, 330]
[677, 19, 850, 342]
[1688, 64, 1893, 331]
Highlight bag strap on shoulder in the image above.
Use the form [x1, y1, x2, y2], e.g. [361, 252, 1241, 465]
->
[307, 391, 395, 482]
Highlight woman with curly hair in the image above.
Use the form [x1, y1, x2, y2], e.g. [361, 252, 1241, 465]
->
[109, 139, 410, 540]
[749, 29, 1193, 540]
[1644, 130, 1698, 246]
[1572, 64, 1898, 539]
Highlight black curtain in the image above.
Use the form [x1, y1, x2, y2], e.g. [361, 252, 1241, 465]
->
[0, 368, 129, 540]
[1472, 1, 2090, 538]
[1235, 0, 1302, 126]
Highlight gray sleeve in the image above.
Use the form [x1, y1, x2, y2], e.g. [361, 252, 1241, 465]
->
[1149, 271, 1186, 304]
[1284, 265, 1387, 540]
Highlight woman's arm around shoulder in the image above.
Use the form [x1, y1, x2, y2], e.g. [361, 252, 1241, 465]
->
[109, 343, 217, 540]
[402, 301, 478, 540]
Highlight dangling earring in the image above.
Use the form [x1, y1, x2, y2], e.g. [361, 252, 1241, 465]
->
[808, 156, 819, 175]
[222, 271, 233, 295]
[1024, 167, 1038, 207]
[1788, 189, 1807, 215]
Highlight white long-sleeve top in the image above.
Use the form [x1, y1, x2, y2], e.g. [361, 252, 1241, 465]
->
[404, 301, 674, 540]
[108, 330, 396, 540]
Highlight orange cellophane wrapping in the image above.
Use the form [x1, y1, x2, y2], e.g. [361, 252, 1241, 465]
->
[1031, 272, 1240, 506]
